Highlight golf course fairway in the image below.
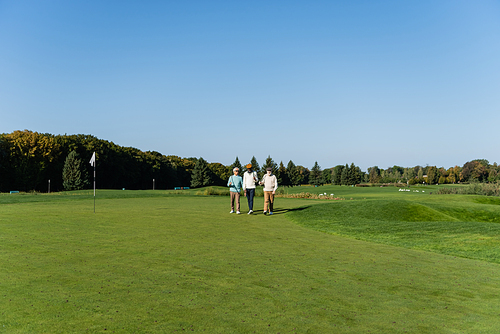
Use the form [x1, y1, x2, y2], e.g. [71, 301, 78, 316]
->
[1, 189, 500, 333]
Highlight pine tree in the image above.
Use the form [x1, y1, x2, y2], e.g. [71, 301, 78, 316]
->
[348, 163, 358, 185]
[322, 168, 332, 184]
[250, 156, 260, 176]
[310, 161, 323, 186]
[229, 156, 243, 175]
[190, 157, 212, 188]
[286, 160, 300, 186]
[276, 161, 288, 186]
[62, 151, 88, 190]
[261, 155, 277, 176]
[340, 164, 349, 185]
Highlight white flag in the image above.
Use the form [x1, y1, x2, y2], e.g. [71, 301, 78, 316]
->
[89, 152, 96, 167]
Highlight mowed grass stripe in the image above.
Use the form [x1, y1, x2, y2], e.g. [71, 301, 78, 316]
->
[1, 195, 499, 333]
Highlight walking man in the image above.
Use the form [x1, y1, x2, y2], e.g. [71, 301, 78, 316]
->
[243, 163, 258, 214]
[227, 167, 243, 214]
[260, 167, 278, 215]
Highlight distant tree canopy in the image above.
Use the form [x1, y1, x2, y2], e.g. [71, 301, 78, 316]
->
[0, 131, 498, 192]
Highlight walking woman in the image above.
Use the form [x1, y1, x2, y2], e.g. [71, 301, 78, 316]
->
[227, 167, 243, 214]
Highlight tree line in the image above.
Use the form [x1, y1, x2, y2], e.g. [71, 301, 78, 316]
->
[0, 130, 498, 192]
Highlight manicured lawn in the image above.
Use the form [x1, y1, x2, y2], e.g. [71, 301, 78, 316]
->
[288, 186, 500, 264]
[1, 190, 500, 333]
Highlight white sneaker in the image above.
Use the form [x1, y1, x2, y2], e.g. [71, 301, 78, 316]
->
[263, 211, 267, 215]
[230, 210, 234, 213]
[248, 210, 253, 214]
[237, 211, 241, 214]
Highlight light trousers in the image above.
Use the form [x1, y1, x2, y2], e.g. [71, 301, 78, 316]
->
[230, 191, 240, 211]
[263, 191, 274, 212]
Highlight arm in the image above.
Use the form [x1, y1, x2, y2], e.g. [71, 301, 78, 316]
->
[273, 175, 278, 193]
[227, 176, 232, 187]
[242, 173, 247, 191]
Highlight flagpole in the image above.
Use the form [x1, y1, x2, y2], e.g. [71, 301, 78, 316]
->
[90, 152, 96, 214]
[93, 163, 96, 214]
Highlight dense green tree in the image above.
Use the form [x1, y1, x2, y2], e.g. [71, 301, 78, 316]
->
[296, 165, 309, 185]
[348, 163, 359, 185]
[340, 164, 349, 185]
[368, 166, 380, 183]
[332, 165, 344, 185]
[208, 162, 229, 186]
[249, 156, 261, 178]
[309, 161, 323, 186]
[229, 156, 243, 175]
[276, 161, 288, 186]
[4, 130, 61, 191]
[322, 168, 332, 184]
[286, 160, 300, 186]
[191, 157, 212, 188]
[417, 167, 424, 180]
[427, 166, 438, 184]
[62, 151, 88, 190]
[261, 156, 278, 175]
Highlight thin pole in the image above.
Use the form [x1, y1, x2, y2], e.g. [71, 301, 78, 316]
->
[93, 165, 96, 213]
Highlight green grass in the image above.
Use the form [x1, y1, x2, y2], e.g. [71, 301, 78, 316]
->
[287, 186, 500, 264]
[1, 189, 500, 332]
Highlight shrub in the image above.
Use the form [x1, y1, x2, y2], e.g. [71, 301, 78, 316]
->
[437, 182, 500, 196]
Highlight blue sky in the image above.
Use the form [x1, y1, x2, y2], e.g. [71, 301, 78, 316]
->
[1, 0, 499, 171]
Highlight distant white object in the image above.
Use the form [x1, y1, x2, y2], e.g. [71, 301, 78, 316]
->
[331, 194, 334, 196]
[422, 191, 425, 192]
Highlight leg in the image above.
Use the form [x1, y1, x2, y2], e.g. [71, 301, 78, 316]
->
[247, 189, 255, 211]
[230, 192, 236, 211]
[264, 191, 270, 212]
[236, 192, 241, 212]
[269, 192, 274, 212]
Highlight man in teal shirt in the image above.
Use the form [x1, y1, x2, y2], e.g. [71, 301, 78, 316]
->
[227, 167, 243, 214]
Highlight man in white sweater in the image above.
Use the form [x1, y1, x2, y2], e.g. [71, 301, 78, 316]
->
[259, 167, 278, 215]
[243, 164, 258, 214]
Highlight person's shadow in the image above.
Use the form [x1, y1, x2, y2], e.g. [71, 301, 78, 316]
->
[268, 206, 310, 215]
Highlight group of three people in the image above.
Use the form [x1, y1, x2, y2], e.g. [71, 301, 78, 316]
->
[227, 164, 278, 215]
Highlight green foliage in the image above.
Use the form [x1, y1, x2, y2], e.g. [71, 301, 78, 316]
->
[276, 161, 288, 186]
[62, 151, 88, 190]
[249, 156, 260, 176]
[286, 160, 300, 186]
[309, 161, 323, 186]
[190, 157, 212, 188]
[229, 156, 242, 175]
[261, 155, 277, 176]
[340, 164, 349, 185]
[437, 182, 500, 196]
[368, 166, 380, 183]
[322, 168, 332, 184]
[332, 165, 344, 185]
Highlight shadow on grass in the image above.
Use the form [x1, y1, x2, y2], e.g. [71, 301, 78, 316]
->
[269, 206, 311, 215]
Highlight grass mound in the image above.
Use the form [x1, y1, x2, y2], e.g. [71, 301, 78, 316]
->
[288, 198, 500, 264]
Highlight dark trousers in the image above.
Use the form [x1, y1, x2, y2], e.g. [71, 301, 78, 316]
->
[246, 188, 255, 211]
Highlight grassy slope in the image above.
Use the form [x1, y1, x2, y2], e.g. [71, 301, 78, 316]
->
[1, 191, 500, 333]
[287, 186, 500, 264]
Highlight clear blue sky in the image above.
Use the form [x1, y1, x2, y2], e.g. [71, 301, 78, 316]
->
[1, 0, 499, 171]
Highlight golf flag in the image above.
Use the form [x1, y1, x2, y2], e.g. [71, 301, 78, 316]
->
[90, 152, 96, 213]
